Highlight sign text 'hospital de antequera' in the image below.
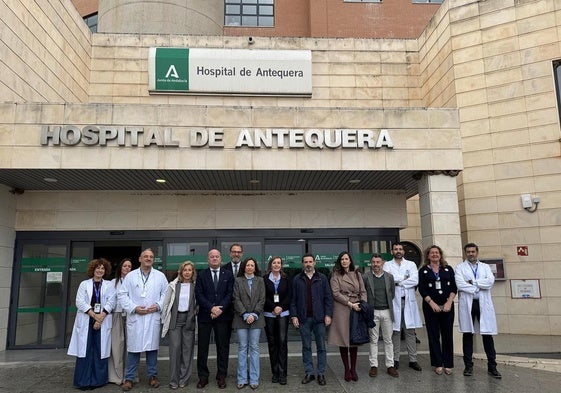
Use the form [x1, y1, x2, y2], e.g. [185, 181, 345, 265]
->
[40, 126, 395, 150]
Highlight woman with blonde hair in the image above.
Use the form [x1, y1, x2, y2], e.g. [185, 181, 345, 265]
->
[162, 261, 198, 389]
[418, 245, 457, 375]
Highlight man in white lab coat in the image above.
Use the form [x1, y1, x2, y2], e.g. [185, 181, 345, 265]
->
[119, 248, 169, 391]
[383, 242, 423, 372]
[456, 242, 501, 379]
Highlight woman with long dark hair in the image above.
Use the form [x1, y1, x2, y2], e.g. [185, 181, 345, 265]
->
[328, 251, 367, 381]
[263, 256, 291, 385]
[233, 257, 265, 389]
[108, 258, 133, 385]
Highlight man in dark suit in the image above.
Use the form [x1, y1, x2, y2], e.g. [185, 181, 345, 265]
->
[223, 243, 243, 277]
[195, 249, 234, 389]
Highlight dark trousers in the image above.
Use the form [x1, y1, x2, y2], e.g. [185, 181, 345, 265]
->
[264, 316, 289, 377]
[197, 320, 231, 379]
[423, 304, 454, 368]
[462, 299, 497, 368]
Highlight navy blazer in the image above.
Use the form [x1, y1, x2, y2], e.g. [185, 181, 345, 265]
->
[195, 267, 234, 323]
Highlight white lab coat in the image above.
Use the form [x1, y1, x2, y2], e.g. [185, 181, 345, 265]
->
[67, 278, 115, 359]
[383, 258, 422, 330]
[455, 260, 498, 335]
[118, 267, 168, 352]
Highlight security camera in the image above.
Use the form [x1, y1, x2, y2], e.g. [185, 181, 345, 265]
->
[248, 36, 254, 44]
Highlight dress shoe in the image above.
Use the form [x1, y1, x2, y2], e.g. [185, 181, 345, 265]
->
[279, 376, 287, 385]
[387, 367, 399, 377]
[317, 375, 326, 386]
[351, 369, 358, 381]
[169, 385, 178, 390]
[237, 383, 246, 389]
[409, 362, 422, 371]
[369, 366, 378, 377]
[196, 378, 208, 389]
[271, 374, 279, 383]
[122, 380, 133, 391]
[444, 368, 453, 375]
[463, 366, 473, 376]
[217, 377, 227, 389]
[301, 374, 315, 384]
[394, 361, 399, 370]
[435, 367, 444, 375]
[250, 384, 259, 390]
[149, 376, 160, 388]
[488, 367, 502, 379]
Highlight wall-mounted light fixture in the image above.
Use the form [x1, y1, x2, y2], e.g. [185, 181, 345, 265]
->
[521, 193, 540, 213]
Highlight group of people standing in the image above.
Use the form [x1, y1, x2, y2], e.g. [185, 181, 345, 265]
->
[67, 241, 502, 391]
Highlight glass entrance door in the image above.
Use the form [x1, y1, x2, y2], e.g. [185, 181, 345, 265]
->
[9, 242, 70, 348]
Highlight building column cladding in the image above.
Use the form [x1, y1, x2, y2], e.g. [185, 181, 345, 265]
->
[419, 174, 463, 264]
[0, 185, 16, 351]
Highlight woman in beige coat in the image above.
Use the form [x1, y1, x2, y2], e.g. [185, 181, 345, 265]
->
[328, 252, 367, 382]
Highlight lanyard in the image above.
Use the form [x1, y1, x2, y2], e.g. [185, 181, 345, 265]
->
[270, 272, 280, 293]
[141, 269, 151, 291]
[470, 263, 478, 279]
[433, 269, 440, 281]
[93, 280, 101, 302]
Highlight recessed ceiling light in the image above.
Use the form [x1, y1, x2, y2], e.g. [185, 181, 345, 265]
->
[156, 178, 166, 183]
[349, 179, 361, 184]
[249, 179, 260, 184]
[43, 177, 58, 183]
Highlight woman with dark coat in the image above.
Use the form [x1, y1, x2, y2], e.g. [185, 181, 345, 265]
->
[418, 245, 457, 375]
[263, 256, 292, 385]
[327, 252, 367, 382]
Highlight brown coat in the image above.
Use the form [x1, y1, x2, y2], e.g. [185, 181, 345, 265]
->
[328, 270, 367, 347]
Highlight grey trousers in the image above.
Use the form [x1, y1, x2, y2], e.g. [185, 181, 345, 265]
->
[392, 298, 417, 362]
[168, 312, 196, 387]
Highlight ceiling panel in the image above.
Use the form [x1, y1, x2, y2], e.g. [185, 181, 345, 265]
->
[0, 169, 421, 197]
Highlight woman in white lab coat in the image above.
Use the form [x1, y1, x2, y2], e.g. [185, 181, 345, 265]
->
[67, 258, 115, 390]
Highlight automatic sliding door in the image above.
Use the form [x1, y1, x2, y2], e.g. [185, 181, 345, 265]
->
[10, 242, 69, 348]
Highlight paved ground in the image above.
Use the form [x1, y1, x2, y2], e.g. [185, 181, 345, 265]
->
[1, 332, 560, 393]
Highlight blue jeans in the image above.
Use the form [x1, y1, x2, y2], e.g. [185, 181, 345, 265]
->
[237, 328, 261, 385]
[125, 350, 158, 381]
[299, 318, 327, 375]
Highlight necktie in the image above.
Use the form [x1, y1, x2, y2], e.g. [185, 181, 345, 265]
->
[233, 264, 238, 277]
[213, 270, 218, 290]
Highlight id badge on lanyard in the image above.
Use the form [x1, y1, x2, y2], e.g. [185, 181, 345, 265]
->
[274, 293, 280, 303]
[94, 303, 102, 313]
[435, 280, 442, 290]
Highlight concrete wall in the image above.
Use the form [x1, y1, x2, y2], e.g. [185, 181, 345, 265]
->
[98, 0, 224, 35]
[14, 190, 407, 231]
[0, 185, 16, 351]
[0, 0, 91, 103]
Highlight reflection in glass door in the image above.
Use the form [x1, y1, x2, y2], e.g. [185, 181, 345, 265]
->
[65, 242, 94, 347]
[264, 240, 305, 279]
[10, 242, 69, 348]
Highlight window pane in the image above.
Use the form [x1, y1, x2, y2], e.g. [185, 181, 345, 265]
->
[259, 0, 274, 4]
[226, 5, 240, 13]
[225, 15, 241, 26]
[260, 5, 273, 15]
[243, 5, 257, 14]
[242, 15, 258, 26]
[258, 16, 274, 27]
